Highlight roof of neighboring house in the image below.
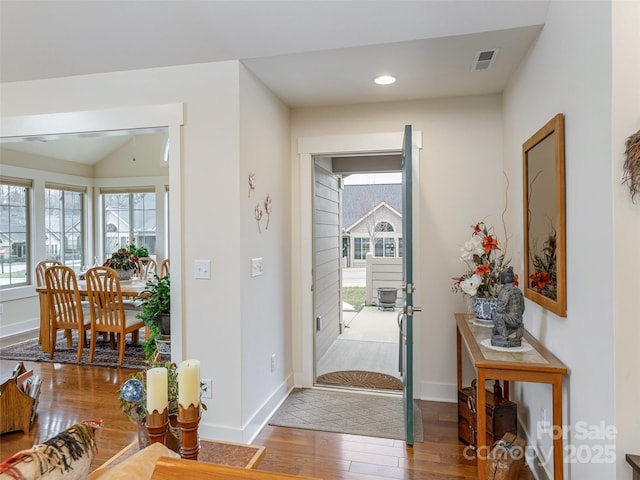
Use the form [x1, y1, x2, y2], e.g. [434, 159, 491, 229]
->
[342, 183, 402, 229]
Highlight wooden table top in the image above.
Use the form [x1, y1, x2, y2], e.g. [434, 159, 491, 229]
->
[100, 438, 266, 470]
[36, 279, 147, 297]
[455, 313, 568, 374]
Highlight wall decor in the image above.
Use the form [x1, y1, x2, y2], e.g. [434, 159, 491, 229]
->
[248, 173, 256, 197]
[523, 113, 566, 317]
[264, 194, 272, 230]
[254, 203, 263, 233]
[623, 129, 640, 202]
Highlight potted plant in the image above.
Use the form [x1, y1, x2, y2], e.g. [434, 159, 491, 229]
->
[136, 273, 171, 360]
[107, 246, 139, 280]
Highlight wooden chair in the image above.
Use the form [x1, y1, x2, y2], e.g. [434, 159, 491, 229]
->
[44, 265, 91, 363]
[35, 260, 65, 347]
[160, 258, 170, 277]
[85, 266, 145, 366]
[138, 257, 157, 281]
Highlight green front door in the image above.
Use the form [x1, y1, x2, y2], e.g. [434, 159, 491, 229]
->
[401, 124, 416, 445]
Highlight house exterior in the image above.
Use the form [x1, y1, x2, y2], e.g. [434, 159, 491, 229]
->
[0, 3, 638, 478]
[342, 183, 403, 267]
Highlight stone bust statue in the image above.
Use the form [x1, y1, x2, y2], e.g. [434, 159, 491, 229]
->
[491, 266, 525, 347]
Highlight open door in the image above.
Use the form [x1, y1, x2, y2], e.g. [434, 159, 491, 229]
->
[401, 124, 419, 445]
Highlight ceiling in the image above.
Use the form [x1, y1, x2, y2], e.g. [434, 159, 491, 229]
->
[0, 1, 548, 163]
[1, 1, 548, 108]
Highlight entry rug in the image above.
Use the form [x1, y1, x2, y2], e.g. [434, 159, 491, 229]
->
[269, 388, 424, 442]
[0, 330, 147, 370]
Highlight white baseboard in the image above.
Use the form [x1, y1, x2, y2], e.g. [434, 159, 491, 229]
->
[198, 373, 294, 444]
[418, 381, 458, 403]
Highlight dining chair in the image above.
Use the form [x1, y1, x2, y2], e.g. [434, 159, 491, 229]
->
[137, 257, 157, 281]
[85, 266, 145, 366]
[35, 260, 63, 347]
[44, 265, 91, 363]
[160, 258, 170, 277]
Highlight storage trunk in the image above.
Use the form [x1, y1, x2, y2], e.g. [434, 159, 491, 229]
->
[458, 379, 517, 449]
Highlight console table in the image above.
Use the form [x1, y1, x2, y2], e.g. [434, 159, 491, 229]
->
[455, 313, 568, 480]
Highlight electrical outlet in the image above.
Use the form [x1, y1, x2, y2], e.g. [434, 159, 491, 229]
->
[201, 379, 212, 399]
[194, 259, 211, 280]
[251, 258, 263, 277]
[270, 354, 276, 373]
[539, 408, 551, 433]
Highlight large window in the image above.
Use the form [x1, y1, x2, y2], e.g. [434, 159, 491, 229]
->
[354, 237, 370, 260]
[45, 184, 85, 271]
[0, 177, 31, 288]
[102, 188, 156, 256]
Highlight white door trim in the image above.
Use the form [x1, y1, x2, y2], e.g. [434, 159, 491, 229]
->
[293, 131, 422, 388]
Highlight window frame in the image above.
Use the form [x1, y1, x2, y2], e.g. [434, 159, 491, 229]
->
[0, 177, 32, 289]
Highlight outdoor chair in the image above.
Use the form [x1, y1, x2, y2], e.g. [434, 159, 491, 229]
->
[85, 266, 145, 366]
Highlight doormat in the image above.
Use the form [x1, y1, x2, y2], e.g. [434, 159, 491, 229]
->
[317, 370, 403, 391]
[0, 330, 147, 370]
[269, 388, 424, 442]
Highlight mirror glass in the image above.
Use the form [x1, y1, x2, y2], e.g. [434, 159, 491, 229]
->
[523, 113, 566, 317]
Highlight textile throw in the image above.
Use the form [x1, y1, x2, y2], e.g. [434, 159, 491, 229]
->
[0, 419, 102, 480]
[0, 330, 147, 370]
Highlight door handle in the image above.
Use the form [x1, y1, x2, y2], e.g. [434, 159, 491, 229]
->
[403, 305, 422, 315]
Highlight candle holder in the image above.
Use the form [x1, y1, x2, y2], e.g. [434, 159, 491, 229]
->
[178, 403, 201, 460]
[146, 408, 168, 445]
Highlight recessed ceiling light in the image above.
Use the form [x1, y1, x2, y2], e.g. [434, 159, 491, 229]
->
[373, 75, 396, 85]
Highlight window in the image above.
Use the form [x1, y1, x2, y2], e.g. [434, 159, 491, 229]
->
[354, 237, 370, 260]
[102, 188, 156, 256]
[374, 237, 396, 257]
[0, 177, 31, 288]
[45, 184, 85, 272]
[375, 221, 394, 232]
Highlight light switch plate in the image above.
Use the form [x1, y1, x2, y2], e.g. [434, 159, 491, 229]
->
[194, 259, 211, 279]
[251, 258, 263, 277]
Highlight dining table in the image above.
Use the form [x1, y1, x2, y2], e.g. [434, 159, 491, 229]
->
[36, 278, 148, 353]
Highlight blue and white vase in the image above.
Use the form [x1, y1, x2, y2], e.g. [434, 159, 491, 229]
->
[472, 296, 498, 323]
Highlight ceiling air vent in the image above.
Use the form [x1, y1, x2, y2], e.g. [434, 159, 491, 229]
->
[472, 48, 499, 71]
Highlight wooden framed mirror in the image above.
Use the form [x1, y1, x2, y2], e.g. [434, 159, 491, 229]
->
[523, 113, 566, 317]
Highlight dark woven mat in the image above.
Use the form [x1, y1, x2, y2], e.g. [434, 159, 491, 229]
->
[316, 370, 403, 390]
[0, 329, 147, 370]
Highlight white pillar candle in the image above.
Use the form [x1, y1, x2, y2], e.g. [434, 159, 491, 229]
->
[178, 359, 201, 408]
[146, 367, 168, 414]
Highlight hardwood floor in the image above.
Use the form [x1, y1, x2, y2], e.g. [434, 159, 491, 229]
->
[0, 360, 533, 479]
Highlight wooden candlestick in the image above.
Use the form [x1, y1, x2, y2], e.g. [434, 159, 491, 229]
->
[146, 408, 168, 445]
[178, 403, 200, 460]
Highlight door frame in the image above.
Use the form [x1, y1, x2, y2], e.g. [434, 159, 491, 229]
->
[293, 131, 422, 389]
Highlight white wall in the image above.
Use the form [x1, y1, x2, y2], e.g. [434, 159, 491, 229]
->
[291, 95, 504, 401]
[238, 64, 292, 441]
[503, 2, 622, 478]
[612, 0, 640, 477]
[0, 61, 292, 442]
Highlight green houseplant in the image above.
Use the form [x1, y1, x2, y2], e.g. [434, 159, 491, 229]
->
[136, 273, 170, 360]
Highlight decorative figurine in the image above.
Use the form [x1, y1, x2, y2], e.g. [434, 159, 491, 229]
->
[491, 266, 525, 347]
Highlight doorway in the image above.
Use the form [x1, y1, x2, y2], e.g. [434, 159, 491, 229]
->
[294, 130, 422, 392]
[314, 166, 404, 390]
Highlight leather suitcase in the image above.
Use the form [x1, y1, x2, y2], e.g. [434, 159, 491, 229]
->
[458, 379, 517, 449]
[486, 432, 526, 480]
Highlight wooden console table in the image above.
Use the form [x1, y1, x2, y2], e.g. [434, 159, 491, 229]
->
[99, 438, 265, 470]
[455, 313, 568, 480]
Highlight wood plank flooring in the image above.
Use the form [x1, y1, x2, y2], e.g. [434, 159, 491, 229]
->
[0, 360, 533, 479]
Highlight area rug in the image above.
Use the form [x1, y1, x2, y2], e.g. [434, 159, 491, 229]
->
[269, 388, 424, 442]
[0, 330, 147, 370]
[316, 370, 403, 391]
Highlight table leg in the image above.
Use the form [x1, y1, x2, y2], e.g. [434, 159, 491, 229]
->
[552, 375, 564, 480]
[476, 370, 487, 480]
[38, 292, 51, 353]
[456, 327, 462, 390]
